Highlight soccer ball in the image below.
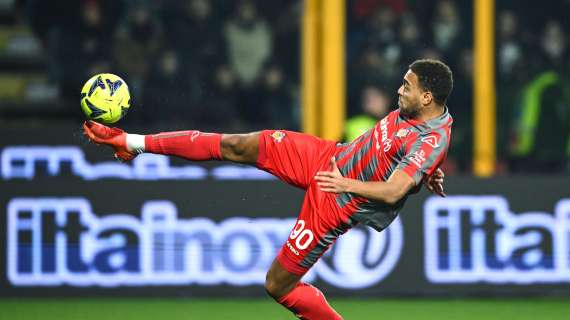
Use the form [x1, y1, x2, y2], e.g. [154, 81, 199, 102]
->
[80, 73, 131, 124]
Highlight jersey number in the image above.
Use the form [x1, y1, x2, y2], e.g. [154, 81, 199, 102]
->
[289, 220, 314, 250]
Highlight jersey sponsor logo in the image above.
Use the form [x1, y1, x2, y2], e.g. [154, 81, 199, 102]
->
[7, 198, 403, 289]
[424, 196, 570, 284]
[421, 135, 439, 148]
[383, 139, 392, 152]
[270, 131, 286, 143]
[374, 128, 380, 150]
[376, 117, 392, 152]
[409, 149, 426, 167]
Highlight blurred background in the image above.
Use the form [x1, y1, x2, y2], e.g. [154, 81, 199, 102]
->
[1, 0, 569, 319]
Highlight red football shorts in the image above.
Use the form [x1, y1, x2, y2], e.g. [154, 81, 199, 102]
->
[256, 130, 355, 275]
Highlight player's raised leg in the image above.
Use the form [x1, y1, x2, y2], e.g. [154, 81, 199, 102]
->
[265, 259, 343, 320]
[84, 121, 343, 319]
[82, 120, 260, 164]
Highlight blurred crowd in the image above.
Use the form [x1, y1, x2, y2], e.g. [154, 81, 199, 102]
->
[3, 0, 570, 174]
[26, 0, 301, 131]
[495, 0, 570, 174]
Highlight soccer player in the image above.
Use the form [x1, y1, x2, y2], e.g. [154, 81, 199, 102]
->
[84, 59, 452, 319]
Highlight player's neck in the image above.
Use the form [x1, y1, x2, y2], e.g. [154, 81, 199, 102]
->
[415, 105, 445, 123]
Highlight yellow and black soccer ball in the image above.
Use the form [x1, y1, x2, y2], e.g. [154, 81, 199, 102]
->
[80, 73, 131, 124]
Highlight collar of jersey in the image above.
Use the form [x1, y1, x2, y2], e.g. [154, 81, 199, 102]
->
[398, 106, 451, 132]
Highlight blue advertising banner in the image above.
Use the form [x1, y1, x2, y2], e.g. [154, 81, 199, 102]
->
[1, 126, 569, 297]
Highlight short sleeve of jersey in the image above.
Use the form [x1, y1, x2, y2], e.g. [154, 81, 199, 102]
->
[395, 129, 450, 185]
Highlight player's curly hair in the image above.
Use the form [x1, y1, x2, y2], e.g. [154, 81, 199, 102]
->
[410, 59, 453, 105]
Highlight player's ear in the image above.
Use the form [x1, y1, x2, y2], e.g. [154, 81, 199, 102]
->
[421, 91, 433, 106]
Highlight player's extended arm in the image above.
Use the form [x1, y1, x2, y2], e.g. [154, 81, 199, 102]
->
[314, 157, 417, 205]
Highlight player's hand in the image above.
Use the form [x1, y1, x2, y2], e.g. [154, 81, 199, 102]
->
[424, 168, 446, 197]
[314, 157, 351, 193]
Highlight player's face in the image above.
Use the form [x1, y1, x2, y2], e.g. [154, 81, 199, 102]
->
[397, 70, 423, 117]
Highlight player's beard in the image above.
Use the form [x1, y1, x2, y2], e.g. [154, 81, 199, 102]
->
[399, 101, 420, 118]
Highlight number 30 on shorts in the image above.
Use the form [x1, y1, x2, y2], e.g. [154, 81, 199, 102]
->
[289, 220, 314, 250]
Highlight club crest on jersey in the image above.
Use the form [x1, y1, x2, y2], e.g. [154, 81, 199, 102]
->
[396, 129, 409, 138]
[421, 135, 439, 148]
[271, 131, 286, 143]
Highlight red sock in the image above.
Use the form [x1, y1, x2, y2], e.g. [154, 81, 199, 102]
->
[144, 131, 222, 161]
[278, 282, 343, 320]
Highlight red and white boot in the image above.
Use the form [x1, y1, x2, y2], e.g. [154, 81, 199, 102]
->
[83, 120, 138, 161]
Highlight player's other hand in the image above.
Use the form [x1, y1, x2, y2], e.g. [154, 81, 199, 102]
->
[315, 157, 351, 193]
[424, 168, 446, 197]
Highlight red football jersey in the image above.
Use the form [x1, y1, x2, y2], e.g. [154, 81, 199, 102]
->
[334, 108, 453, 231]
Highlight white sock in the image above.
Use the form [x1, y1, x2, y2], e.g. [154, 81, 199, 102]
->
[126, 134, 146, 154]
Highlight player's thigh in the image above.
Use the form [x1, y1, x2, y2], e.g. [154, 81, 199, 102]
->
[256, 130, 336, 189]
[277, 197, 353, 276]
[220, 132, 261, 164]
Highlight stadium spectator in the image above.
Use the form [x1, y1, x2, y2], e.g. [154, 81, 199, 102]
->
[360, 5, 403, 83]
[344, 85, 390, 142]
[196, 64, 241, 130]
[142, 49, 196, 124]
[161, 0, 225, 83]
[431, 0, 461, 56]
[27, 0, 124, 101]
[398, 14, 422, 66]
[445, 48, 473, 173]
[365, 6, 398, 49]
[224, 0, 272, 87]
[258, 63, 298, 130]
[113, 3, 162, 99]
[348, 45, 391, 115]
[496, 10, 527, 173]
[508, 20, 570, 173]
[497, 10, 524, 79]
[270, 2, 301, 82]
[537, 20, 568, 70]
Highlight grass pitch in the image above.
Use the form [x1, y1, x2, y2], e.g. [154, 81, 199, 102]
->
[1, 298, 568, 320]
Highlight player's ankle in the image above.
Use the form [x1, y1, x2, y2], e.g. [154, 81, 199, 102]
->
[126, 134, 145, 154]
